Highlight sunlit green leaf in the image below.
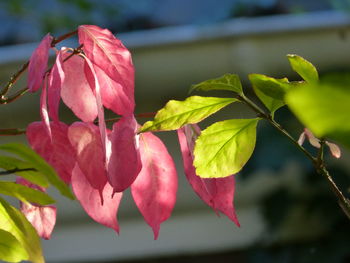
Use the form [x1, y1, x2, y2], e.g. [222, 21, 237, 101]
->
[0, 155, 49, 188]
[249, 74, 290, 100]
[249, 74, 286, 115]
[286, 75, 350, 148]
[0, 181, 55, 205]
[0, 143, 74, 200]
[190, 74, 243, 94]
[0, 229, 28, 263]
[0, 197, 44, 263]
[140, 96, 238, 132]
[194, 118, 259, 178]
[287, 54, 318, 84]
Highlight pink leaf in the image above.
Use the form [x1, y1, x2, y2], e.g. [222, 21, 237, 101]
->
[82, 55, 108, 162]
[304, 128, 321, 148]
[60, 55, 98, 122]
[85, 64, 135, 116]
[71, 164, 122, 233]
[27, 121, 76, 184]
[177, 125, 240, 226]
[108, 115, 142, 192]
[28, 34, 52, 92]
[78, 25, 135, 115]
[20, 203, 57, 240]
[131, 132, 177, 239]
[297, 131, 306, 146]
[17, 179, 56, 240]
[68, 122, 107, 194]
[40, 74, 51, 139]
[48, 49, 66, 122]
[326, 141, 341, 159]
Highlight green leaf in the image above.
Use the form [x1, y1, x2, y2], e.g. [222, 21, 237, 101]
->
[249, 74, 290, 100]
[190, 74, 243, 95]
[194, 118, 259, 178]
[286, 76, 350, 148]
[287, 54, 319, 84]
[0, 197, 44, 263]
[0, 155, 49, 188]
[0, 143, 74, 200]
[140, 96, 238, 132]
[249, 74, 286, 115]
[0, 229, 28, 263]
[0, 181, 55, 205]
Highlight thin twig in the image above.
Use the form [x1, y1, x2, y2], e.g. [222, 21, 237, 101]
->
[238, 94, 316, 163]
[238, 93, 350, 220]
[0, 112, 157, 136]
[0, 168, 36, 176]
[0, 30, 78, 99]
[0, 62, 29, 97]
[0, 128, 26, 136]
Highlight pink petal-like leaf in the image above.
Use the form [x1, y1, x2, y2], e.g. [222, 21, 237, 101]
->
[326, 141, 341, 159]
[108, 115, 141, 192]
[85, 64, 135, 116]
[304, 128, 321, 148]
[40, 74, 51, 139]
[48, 49, 66, 122]
[131, 132, 177, 239]
[297, 131, 306, 146]
[83, 55, 108, 160]
[78, 25, 135, 115]
[60, 55, 98, 122]
[71, 164, 122, 233]
[27, 121, 76, 184]
[28, 34, 52, 92]
[20, 202, 57, 240]
[17, 178, 57, 240]
[177, 125, 240, 226]
[68, 122, 107, 194]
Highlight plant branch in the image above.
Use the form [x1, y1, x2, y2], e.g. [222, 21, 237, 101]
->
[0, 112, 156, 136]
[0, 29, 78, 100]
[0, 62, 29, 98]
[238, 94, 316, 163]
[239, 93, 350, 220]
[0, 128, 26, 136]
[0, 168, 36, 176]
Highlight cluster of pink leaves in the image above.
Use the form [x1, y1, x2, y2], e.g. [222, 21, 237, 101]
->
[23, 25, 239, 240]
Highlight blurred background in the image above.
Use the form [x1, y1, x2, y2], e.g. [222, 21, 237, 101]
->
[1, 0, 350, 262]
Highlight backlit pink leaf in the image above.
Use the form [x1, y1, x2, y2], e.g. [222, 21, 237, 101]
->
[326, 141, 341, 159]
[297, 131, 306, 146]
[71, 164, 122, 233]
[40, 74, 51, 139]
[131, 132, 177, 239]
[28, 34, 52, 92]
[108, 115, 141, 192]
[27, 121, 76, 184]
[83, 55, 108, 161]
[177, 125, 240, 226]
[20, 203, 57, 240]
[17, 178, 57, 240]
[85, 64, 135, 116]
[304, 128, 321, 148]
[78, 25, 135, 114]
[68, 122, 107, 194]
[48, 49, 66, 122]
[60, 55, 98, 122]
